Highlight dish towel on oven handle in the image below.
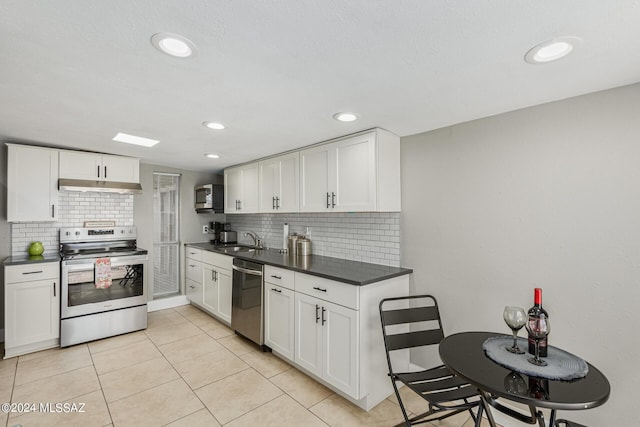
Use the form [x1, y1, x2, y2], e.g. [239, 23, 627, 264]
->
[95, 258, 112, 289]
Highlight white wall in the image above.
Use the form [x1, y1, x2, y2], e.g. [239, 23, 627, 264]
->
[134, 163, 223, 299]
[401, 83, 640, 426]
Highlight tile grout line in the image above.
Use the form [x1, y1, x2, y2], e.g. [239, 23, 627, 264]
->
[87, 343, 115, 427]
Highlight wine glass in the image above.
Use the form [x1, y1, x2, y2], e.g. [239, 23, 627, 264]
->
[503, 306, 527, 354]
[525, 314, 550, 366]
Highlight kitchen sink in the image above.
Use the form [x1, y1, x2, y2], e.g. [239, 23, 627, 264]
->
[225, 246, 256, 252]
[214, 244, 258, 253]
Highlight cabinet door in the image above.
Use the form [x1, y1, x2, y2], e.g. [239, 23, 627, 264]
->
[186, 278, 203, 306]
[259, 158, 279, 212]
[265, 284, 294, 361]
[300, 145, 331, 212]
[278, 153, 300, 213]
[224, 167, 242, 213]
[7, 145, 59, 222]
[101, 154, 140, 183]
[5, 279, 59, 347]
[322, 300, 359, 397]
[240, 163, 260, 213]
[294, 293, 323, 376]
[59, 151, 101, 180]
[202, 266, 219, 315]
[216, 269, 232, 324]
[333, 133, 377, 212]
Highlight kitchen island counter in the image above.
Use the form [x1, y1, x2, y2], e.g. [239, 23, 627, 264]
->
[185, 242, 411, 286]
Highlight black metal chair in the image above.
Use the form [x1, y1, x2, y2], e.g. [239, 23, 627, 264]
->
[379, 294, 482, 426]
[555, 420, 587, 427]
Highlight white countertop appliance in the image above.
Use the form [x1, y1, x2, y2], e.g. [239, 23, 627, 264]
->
[59, 226, 148, 347]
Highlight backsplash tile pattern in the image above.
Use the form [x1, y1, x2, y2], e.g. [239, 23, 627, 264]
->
[10, 192, 134, 256]
[227, 212, 401, 266]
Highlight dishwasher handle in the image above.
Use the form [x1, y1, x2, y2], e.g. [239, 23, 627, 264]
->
[232, 265, 263, 276]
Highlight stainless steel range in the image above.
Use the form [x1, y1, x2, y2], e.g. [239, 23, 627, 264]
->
[59, 226, 148, 347]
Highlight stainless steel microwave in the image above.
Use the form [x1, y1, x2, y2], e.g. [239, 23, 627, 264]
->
[195, 184, 224, 213]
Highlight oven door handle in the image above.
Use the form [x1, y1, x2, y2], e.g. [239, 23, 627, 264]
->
[232, 265, 263, 276]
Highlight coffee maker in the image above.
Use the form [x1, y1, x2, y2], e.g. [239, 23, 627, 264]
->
[209, 222, 224, 244]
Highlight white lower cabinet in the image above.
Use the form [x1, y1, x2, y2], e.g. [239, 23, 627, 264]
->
[264, 284, 295, 361]
[4, 261, 60, 358]
[202, 264, 232, 324]
[200, 251, 233, 324]
[294, 292, 358, 397]
[184, 247, 232, 324]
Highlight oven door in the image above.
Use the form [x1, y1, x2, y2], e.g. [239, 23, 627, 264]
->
[61, 254, 148, 318]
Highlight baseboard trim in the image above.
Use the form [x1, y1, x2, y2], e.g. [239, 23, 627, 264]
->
[147, 295, 190, 312]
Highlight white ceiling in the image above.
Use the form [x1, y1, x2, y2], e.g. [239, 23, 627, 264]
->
[2, 1, 640, 173]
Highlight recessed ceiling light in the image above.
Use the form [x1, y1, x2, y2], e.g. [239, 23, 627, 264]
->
[204, 153, 220, 159]
[203, 121, 225, 130]
[525, 37, 582, 64]
[151, 33, 197, 58]
[112, 132, 159, 147]
[333, 112, 358, 122]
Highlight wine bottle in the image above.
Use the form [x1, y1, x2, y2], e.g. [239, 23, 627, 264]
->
[527, 288, 549, 357]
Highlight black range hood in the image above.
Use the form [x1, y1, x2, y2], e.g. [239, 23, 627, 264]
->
[58, 179, 143, 194]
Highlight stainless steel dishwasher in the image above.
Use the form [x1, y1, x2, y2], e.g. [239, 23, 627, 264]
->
[231, 258, 264, 346]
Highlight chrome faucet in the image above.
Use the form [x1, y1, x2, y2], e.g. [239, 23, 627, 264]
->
[244, 231, 263, 248]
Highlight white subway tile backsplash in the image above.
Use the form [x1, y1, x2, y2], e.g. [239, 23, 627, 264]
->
[11, 192, 134, 256]
[226, 212, 401, 267]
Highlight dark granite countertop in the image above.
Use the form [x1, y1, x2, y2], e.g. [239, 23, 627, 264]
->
[3, 253, 61, 266]
[185, 242, 412, 286]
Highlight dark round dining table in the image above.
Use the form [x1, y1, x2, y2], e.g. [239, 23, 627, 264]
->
[439, 332, 610, 427]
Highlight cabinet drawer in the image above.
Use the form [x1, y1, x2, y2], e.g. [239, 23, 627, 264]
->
[5, 262, 59, 284]
[294, 273, 359, 310]
[185, 261, 202, 282]
[265, 265, 295, 290]
[202, 251, 232, 270]
[186, 247, 202, 261]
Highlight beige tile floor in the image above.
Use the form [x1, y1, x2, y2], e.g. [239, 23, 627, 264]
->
[0, 305, 498, 427]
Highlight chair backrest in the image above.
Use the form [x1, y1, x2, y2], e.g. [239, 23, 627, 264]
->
[379, 295, 445, 355]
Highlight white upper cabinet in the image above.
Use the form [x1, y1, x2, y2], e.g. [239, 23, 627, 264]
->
[300, 144, 331, 212]
[300, 129, 401, 212]
[226, 128, 401, 214]
[224, 163, 259, 213]
[259, 152, 300, 213]
[59, 151, 139, 183]
[6, 144, 59, 222]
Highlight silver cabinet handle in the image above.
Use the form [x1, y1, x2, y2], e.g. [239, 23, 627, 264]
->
[189, 264, 196, 267]
[313, 286, 327, 292]
[22, 270, 43, 275]
[232, 265, 263, 276]
[271, 288, 282, 293]
[331, 192, 336, 208]
[97, 165, 100, 178]
[321, 306, 326, 325]
[326, 192, 330, 208]
[271, 275, 282, 280]
[52, 204, 55, 218]
[272, 196, 276, 210]
[315, 304, 320, 323]
[104, 166, 107, 179]
[276, 196, 280, 209]
[53, 282, 56, 297]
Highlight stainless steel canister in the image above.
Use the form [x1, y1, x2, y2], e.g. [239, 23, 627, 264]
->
[288, 234, 299, 256]
[297, 237, 312, 256]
